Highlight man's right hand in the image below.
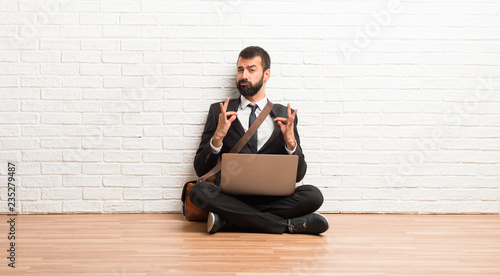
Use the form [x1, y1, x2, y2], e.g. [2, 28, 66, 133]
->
[212, 97, 238, 148]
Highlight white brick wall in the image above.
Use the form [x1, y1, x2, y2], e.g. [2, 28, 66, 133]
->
[1, 0, 499, 214]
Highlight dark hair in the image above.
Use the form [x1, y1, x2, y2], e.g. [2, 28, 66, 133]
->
[238, 46, 271, 72]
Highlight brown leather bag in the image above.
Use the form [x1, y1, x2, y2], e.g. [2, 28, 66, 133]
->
[181, 180, 210, 221]
[181, 100, 274, 222]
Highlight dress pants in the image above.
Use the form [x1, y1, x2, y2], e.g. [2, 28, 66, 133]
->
[189, 182, 324, 234]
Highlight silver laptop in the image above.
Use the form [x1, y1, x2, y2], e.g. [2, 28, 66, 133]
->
[220, 153, 299, 196]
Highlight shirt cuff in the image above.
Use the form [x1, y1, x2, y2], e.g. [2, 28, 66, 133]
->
[285, 143, 297, 155]
[210, 137, 222, 154]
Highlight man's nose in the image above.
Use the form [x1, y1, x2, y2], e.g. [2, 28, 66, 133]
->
[242, 69, 249, 80]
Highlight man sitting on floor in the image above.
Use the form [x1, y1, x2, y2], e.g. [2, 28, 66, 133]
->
[190, 46, 329, 235]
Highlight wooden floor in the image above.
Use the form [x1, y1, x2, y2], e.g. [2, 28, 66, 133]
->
[1, 214, 500, 276]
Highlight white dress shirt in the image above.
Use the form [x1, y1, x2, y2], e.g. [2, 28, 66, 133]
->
[210, 95, 296, 154]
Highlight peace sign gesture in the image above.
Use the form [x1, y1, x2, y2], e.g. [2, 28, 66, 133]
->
[274, 103, 297, 151]
[212, 97, 238, 148]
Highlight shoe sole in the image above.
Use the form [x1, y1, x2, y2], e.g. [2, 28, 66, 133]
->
[207, 212, 215, 233]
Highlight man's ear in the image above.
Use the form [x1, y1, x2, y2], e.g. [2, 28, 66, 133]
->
[264, 69, 271, 82]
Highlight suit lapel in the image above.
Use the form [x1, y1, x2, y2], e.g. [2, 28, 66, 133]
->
[258, 104, 282, 153]
[227, 98, 245, 137]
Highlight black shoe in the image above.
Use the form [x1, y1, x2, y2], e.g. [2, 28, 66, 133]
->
[287, 213, 329, 235]
[207, 212, 231, 234]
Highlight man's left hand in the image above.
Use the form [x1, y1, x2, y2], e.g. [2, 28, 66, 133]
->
[274, 103, 297, 151]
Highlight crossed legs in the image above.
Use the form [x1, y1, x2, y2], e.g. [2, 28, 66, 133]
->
[189, 182, 324, 234]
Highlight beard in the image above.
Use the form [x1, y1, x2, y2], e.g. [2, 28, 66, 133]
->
[236, 74, 264, 97]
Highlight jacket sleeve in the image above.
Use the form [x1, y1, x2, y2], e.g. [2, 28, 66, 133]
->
[293, 114, 307, 183]
[193, 103, 222, 177]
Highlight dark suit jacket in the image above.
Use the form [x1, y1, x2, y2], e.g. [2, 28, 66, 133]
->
[194, 97, 307, 184]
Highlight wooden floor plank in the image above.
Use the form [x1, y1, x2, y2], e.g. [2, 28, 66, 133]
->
[1, 214, 499, 275]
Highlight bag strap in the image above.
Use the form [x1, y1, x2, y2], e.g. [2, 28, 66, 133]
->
[198, 100, 274, 182]
[230, 100, 274, 154]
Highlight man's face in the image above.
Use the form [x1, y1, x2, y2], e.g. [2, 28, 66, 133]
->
[236, 56, 268, 97]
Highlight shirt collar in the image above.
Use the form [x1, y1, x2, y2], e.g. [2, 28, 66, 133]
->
[240, 95, 268, 110]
